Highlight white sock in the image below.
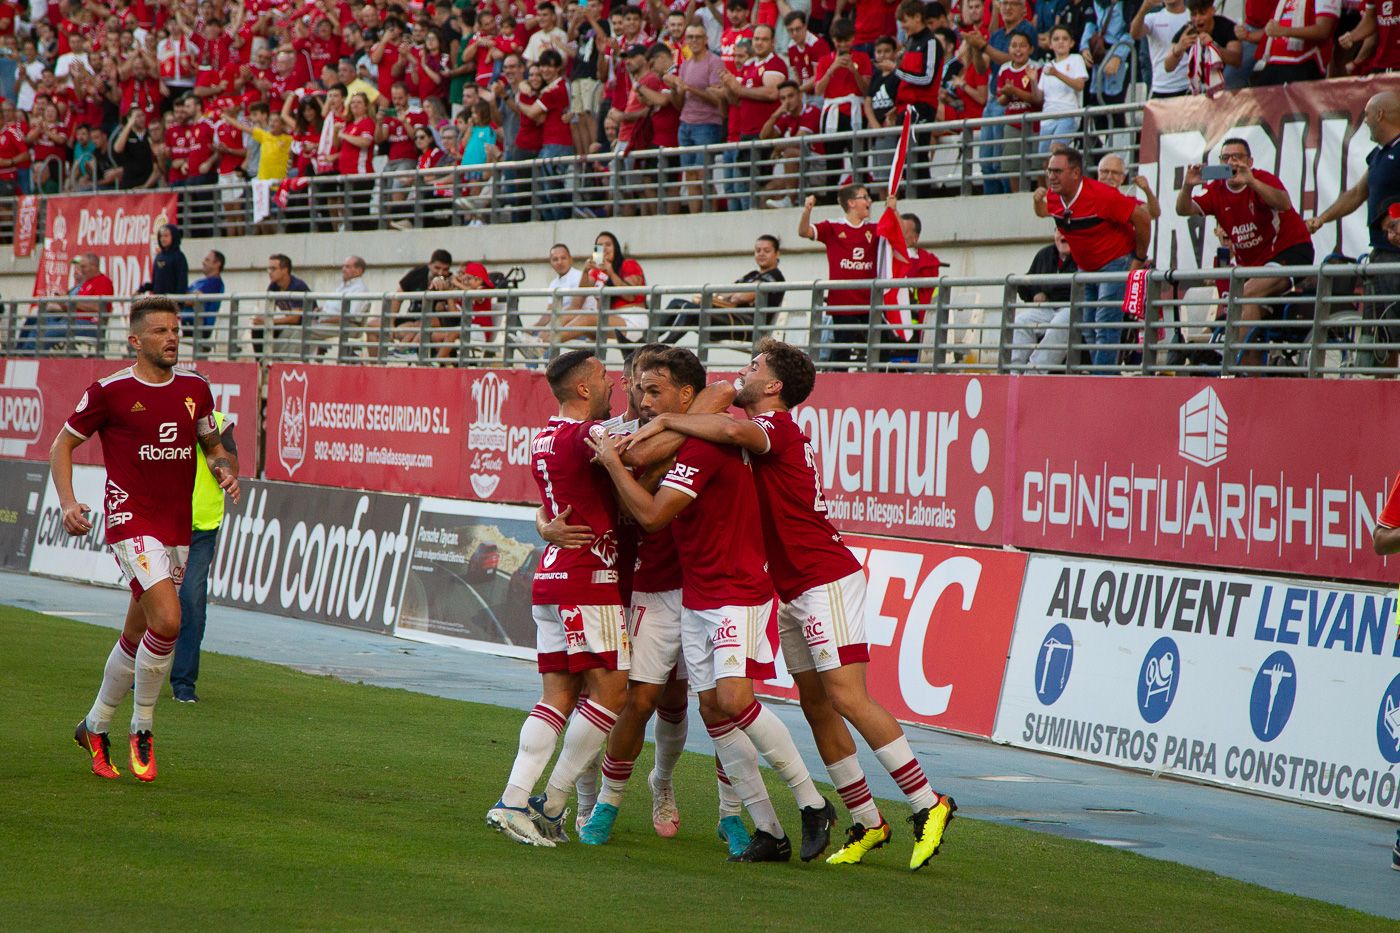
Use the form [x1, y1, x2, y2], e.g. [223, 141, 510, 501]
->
[734, 700, 825, 810]
[86, 633, 139, 735]
[130, 630, 176, 734]
[652, 703, 687, 785]
[708, 718, 780, 837]
[544, 699, 617, 817]
[715, 754, 743, 818]
[502, 703, 567, 809]
[827, 754, 883, 827]
[575, 748, 601, 812]
[598, 753, 635, 808]
[874, 736, 938, 812]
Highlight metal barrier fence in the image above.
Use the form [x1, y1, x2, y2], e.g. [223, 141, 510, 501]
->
[23, 101, 1147, 240]
[4, 259, 1398, 378]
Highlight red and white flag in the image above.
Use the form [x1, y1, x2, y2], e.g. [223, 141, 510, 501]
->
[876, 111, 914, 342]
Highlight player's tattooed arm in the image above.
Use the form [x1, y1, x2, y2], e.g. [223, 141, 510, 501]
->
[619, 379, 737, 468]
[49, 428, 93, 536]
[587, 434, 691, 533]
[198, 431, 243, 505]
[538, 504, 595, 548]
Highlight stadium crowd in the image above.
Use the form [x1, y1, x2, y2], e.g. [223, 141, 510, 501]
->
[0, 0, 1389, 206]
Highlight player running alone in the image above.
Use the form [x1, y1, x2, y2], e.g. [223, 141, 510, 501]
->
[578, 346, 767, 856]
[487, 350, 632, 847]
[53, 296, 240, 783]
[588, 347, 835, 863]
[622, 338, 957, 870]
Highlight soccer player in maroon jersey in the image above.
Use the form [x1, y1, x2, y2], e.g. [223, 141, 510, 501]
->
[578, 346, 766, 856]
[51, 297, 240, 783]
[622, 339, 958, 871]
[588, 347, 835, 863]
[487, 350, 632, 848]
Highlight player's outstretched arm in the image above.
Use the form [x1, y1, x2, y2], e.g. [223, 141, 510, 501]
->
[622, 412, 768, 455]
[588, 434, 691, 533]
[619, 379, 737, 468]
[537, 504, 595, 548]
[49, 429, 92, 536]
[1374, 525, 1400, 556]
[198, 431, 242, 505]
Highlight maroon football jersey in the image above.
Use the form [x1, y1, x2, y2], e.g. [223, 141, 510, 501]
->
[660, 438, 772, 611]
[750, 409, 861, 602]
[530, 417, 623, 605]
[64, 366, 216, 547]
[633, 524, 682, 594]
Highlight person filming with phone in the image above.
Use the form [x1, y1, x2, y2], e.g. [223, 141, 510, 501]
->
[1176, 137, 1314, 367]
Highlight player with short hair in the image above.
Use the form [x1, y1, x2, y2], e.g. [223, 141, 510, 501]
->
[621, 338, 957, 870]
[588, 347, 835, 863]
[579, 346, 765, 856]
[53, 296, 240, 782]
[486, 349, 631, 847]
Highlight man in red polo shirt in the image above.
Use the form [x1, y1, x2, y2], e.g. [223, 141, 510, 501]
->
[21, 252, 114, 351]
[1176, 136, 1314, 365]
[1037, 147, 1152, 371]
[799, 183, 898, 365]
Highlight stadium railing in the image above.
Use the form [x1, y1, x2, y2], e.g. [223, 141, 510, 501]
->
[4, 259, 1397, 378]
[30, 101, 1148, 240]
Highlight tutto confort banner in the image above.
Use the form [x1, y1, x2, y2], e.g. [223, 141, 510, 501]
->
[993, 554, 1400, 819]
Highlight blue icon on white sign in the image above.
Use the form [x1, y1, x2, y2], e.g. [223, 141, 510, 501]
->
[1137, 637, 1180, 724]
[1249, 651, 1296, 742]
[1377, 673, 1400, 764]
[1034, 623, 1073, 706]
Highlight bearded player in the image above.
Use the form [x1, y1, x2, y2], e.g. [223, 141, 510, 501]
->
[486, 350, 631, 847]
[537, 344, 703, 840]
[589, 347, 835, 863]
[53, 296, 240, 782]
[622, 338, 957, 870]
[580, 346, 765, 856]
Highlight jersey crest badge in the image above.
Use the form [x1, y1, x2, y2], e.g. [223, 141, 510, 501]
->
[184, 396, 196, 419]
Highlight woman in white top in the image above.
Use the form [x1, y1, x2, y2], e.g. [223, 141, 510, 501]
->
[1033, 26, 1089, 153]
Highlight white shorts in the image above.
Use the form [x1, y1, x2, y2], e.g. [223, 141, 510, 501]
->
[681, 600, 777, 694]
[218, 171, 243, 205]
[111, 536, 188, 600]
[533, 603, 630, 675]
[778, 571, 871, 675]
[628, 589, 683, 685]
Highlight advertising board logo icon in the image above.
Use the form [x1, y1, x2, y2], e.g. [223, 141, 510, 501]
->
[277, 369, 308, 477]
[1034, 622, 1074, 706]
[1376, 673, 1400, 764]
[468, 373, 510, 499]
[1137, 637, 1180, 723]
[1249, 650, 1296, 742]
[1178, 386, 1227, 467]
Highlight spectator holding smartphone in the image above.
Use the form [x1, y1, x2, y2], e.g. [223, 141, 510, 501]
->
[1163, 0, 1242, 95]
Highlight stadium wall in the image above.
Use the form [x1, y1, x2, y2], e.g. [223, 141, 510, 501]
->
[9, 456, 1400, 820]
[0, 192, 1045, 305]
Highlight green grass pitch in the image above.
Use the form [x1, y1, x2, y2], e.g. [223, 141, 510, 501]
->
[0, 605, 1384, 930]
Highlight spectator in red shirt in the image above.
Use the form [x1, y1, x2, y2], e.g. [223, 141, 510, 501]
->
[370, 17, 407, 99]
[409, 30, 451, 107]
[1340, 0, 1400, 75]
[336, 91, 376, 230]
[995, 31, 1038, 191]
[1176, 137, 1315, 365]
[1037, 147, 1152, 370]
[783, 10, 831, 103]
[522, 49, 574, 220]
[815, 19, 871, 192]
[21, 252, 114, 351]
[760, 80, 818, 207]
[584, 230, 649, 340]
[212, 108, 247, 235]
[721, 22, 787, 209]
[379, 80, 430, 200]
[798, 182, 892, 365]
